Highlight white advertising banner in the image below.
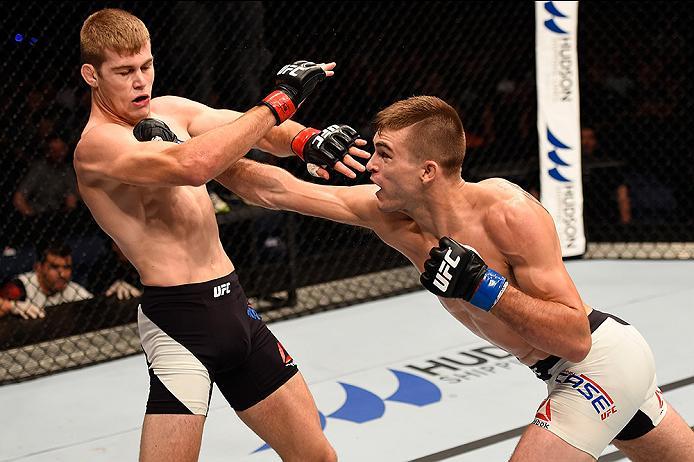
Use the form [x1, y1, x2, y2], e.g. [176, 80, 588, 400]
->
[536, 1, 585, 256]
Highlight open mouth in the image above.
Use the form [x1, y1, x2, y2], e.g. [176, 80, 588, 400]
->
[132, 95, 149, 103]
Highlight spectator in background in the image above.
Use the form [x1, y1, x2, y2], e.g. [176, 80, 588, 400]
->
[0, 240, 92, 319]
[581, 126, 632, 239]
[86, 239, 142, 300]
[8, 133, 79, 249]
[13, 133, 78, 217]
[24, 83, 55, 120]
[35, 113, 59, 146]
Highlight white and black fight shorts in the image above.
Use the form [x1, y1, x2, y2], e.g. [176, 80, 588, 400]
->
[529, 309, 667, 459]
[137, 272, 298, 415]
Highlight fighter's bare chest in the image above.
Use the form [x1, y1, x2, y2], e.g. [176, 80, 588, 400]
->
[391, 227, 508, 278]
[141, 185, 210, 222]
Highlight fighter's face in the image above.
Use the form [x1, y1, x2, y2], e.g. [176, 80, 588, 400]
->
[367, 128, 423, 213]
[94, 42, 154, 123]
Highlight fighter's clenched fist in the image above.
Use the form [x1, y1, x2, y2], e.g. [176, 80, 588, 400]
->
[260, 61, 335, 125]
[420, 236, 508, 311]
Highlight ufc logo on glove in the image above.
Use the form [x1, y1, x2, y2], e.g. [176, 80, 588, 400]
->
[420, 237, 508, 312]
[312, 125, 341, 150]
[433, 249, 461, 292]
[278, 64, 304, 77]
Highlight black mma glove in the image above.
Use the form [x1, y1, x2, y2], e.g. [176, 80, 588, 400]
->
[420, 236, 508, 312]
[290, 124, 360, 169]
[133, 118, 183, 144]
[260, 61, 327, 125]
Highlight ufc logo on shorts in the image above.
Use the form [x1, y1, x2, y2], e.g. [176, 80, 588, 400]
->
[213, 282, 231, 298]
[433, 249, 460, 292]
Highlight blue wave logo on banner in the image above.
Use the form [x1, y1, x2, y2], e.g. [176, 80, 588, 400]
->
[546, 127, 572, 183]
[543, 1, 569, 34]
[253, 369, 441, 453]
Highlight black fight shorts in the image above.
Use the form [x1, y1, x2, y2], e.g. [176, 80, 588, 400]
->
[137, 272, 298, 415]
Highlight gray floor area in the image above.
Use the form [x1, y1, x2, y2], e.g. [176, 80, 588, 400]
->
[1, 260, 692, 461]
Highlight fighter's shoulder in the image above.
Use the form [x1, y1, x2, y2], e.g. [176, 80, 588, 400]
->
[480, 178, 541, 211]
[374, 211, 422, 254]
[341, 183, 380, 200]
[337, 184, 409, 228]
[480, 179, 550, 240]
[150, 95, 200, 115]
[337, 183, 383, 216]
[151, 95, 187, 108]
[376, 209, 413, 233]
[75, 122, 132, 162]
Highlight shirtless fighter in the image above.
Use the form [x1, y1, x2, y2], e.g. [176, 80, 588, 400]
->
[218, 96, 694, 461]
[74, 8, 367, 462]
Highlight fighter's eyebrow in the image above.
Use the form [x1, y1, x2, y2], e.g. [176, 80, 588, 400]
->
[111, 58, 153, 71]
[374, 141, 392, 152]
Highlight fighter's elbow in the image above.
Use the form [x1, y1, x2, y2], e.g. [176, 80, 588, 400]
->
[567, 336, 592, 363]
[566, 319, 592, 363]
[177, 167, 208, 187]
[176, 155, 211, 187]
[186, 171, 209, 187]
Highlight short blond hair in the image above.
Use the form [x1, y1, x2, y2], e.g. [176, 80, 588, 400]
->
[374, 96, 466, 174]
[80, 8, 150, 68]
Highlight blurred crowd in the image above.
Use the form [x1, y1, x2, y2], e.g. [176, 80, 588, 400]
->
[1, 2, 691, 324]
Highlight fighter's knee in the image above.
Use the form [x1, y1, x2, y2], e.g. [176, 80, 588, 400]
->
[282, 440, 336, 462]
[307, 442, 337, 462]
[308, 442, 337, 462]
[325, 445, 338, 462]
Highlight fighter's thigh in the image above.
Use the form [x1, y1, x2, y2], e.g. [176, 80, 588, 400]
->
[139, 414, 206, 462]
[511, 424, 596, 462]
[236, 372, 335, 461]
[612, 404, 694, 462]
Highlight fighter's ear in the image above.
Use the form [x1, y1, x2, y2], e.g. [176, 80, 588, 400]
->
[421, 160, 439, 183]
[81, 64, 98, 88]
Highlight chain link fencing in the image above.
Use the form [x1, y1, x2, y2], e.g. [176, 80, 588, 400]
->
[1, 1, 691, 384]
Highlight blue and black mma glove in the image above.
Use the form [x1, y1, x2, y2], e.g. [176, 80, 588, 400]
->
[259, 60, 327, 125]
[420, 236, 508, 312]
[291, 124, 360, 172]
[133, 118, 183, 144]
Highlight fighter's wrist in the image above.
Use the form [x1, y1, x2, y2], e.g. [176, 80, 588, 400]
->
[260, 90, 297, 125]
[291, 127, 320, 160]
[468, 269, 508, 312]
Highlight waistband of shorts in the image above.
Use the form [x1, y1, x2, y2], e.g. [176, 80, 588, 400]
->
[142, 271, 238, 297]
[528, 308, 628, 380]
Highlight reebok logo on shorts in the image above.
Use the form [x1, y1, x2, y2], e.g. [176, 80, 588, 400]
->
[213, 282, 231, 298]
[533, 398, 552, 429]
[277, 341, 294, 367]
